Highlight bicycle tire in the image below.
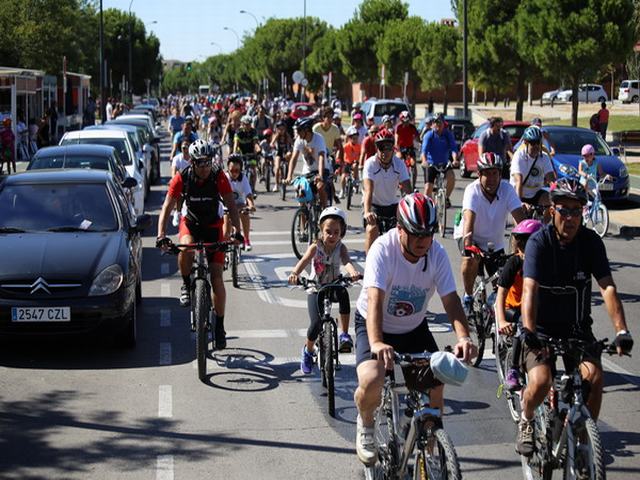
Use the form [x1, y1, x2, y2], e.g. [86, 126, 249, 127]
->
[496, 339, 522, 423]
[563, 418, 606, 480]
[590, 204, 609, 238]
[194, 279, 210, 382]
[231, 246, 239, 288]
[280, 163, 288, 201]
[522, 405, 554, 480]
[414, 428, 462, 480]
[346, 178, 353, 210]
[323, 321, 336, 417]
[291, 207, 308, 260]
[264, 160, 271, 192]
[437, 188, 447, 237]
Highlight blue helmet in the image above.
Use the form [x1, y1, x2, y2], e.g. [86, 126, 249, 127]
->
[522, 126, 543, 143]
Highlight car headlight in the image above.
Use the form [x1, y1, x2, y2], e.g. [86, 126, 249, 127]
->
[619, 165, 628, 177]
[89, 265, 124, 296]
[558, 163, 578, 177]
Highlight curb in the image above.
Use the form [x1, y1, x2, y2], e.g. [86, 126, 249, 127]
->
[608, 187, 640, 238]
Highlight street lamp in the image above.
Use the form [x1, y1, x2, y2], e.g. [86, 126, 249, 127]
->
[128, 0, 134, 101]
[210, 42, 222, 54]
[224, 27, 240, 50]
[239, 9, 259, 30]
[99, 0, 106, 123]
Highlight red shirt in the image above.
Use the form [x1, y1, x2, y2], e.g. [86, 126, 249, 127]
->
[598, 108, 609, 124]
[343, 142, 361, 164]
[395, 123, 418, 148]
[168, 170, 232, 227]
[362, 135, 377, 160]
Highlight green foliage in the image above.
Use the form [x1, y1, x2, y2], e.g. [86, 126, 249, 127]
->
[413, 23, 460, 101]
[305, 28, 349, 94]
[377, 17, 427, 86]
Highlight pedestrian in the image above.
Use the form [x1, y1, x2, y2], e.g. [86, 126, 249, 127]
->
[36, 114, 50, 149]
[47, 101, 58, 143]
[598, 102, 609, 140]
[106, 97, 114, 121]
[0, 117, 16, 175]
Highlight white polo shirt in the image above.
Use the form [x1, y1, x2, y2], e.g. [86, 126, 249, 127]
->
[363, 154, 410, 206]
[510, 149, 554, 199]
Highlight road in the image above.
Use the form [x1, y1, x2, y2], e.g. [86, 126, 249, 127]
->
[1, 128, 638, 480]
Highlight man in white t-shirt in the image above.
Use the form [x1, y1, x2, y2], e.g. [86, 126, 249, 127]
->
[286, 117, 328, 207]
[225, 154, 256, 250]
[105, 98, 113, 122]
[456, 153, 525, 313]
[353, 192, 476, 466]
[362, 130, 411, 253]
[510, 126, 555, 221]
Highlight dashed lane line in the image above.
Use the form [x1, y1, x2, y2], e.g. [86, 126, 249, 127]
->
[158, 385, 173, 418]
[156, 455, 174, 480]
[159, 342, 172, 366]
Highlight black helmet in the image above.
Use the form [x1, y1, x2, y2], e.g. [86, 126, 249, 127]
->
[295, 117, 314, 132]
[549, 177, 588, 205]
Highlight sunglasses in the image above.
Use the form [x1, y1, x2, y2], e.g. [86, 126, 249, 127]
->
[555, 207, 582, 218]
[194, 159, 212, 167]
[377, 144, 394, 152]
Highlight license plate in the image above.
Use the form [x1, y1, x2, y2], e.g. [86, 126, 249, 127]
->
[11, 307, 71, 322]
[599, 183, 613, 191]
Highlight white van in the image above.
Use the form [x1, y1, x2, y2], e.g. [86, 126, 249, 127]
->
[618, 80, 639, 103]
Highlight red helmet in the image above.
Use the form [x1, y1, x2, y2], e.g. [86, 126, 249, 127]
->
[397, 193, 438, 236]
[374, 130, 394, 147]
[262, 128, 273, 137]
[477, 152, 504, 172]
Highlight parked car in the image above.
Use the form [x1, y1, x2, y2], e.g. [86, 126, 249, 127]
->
[556, 84, 608, 103]
[459, 121, 529, 177]
[290, 102, 315, 120]
[540, 87, 564, 106]
[417, 116, 474, 144]
[0, 169, 151, 346]
[618, 80, 639, 103]
[107, 117, 162, 183]
[545, 126, 629, 201]
[131, 104, 160, 125]
[59, 129, 146, 215]
[361, 98, 411, 126]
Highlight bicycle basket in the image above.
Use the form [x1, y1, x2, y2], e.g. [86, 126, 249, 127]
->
[401, 363, 443, 393]
[292, 176, 313, 203]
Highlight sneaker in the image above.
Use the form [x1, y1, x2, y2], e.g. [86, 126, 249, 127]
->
[244, 242, 252, 252]
[462, 294, 473, 317]
[516, 417, 535, 457]
[506, 368, 522, 392]
[338, 190, 345, 199]
[272, 184, 279, 192]
[214, 326, 227, 350]
[333, 195, 341, 205]
[179, 284, 190, 307]
[356, 415, 377, 465]
[298, 232, 309, 243]
[300, 346, 315, 374]
[338, 332, 354, 353]
[171, 211, 181, 227]
[445, 197, 452, 209]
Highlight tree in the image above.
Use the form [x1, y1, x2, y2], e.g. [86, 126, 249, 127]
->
[518, 0, 636, 126]
[305, 28, 349, 97]
[377, 17, 426, 87]
[336, 0, 408, 83]
[413, 23, 461, 114]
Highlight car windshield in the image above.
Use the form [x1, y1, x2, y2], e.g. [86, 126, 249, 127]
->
[373, 103, 407, 118]
[548, 130, 611, 155]
[30, 154, 110, 171]
[0, 183, 118, 232]
[504, 125, 528, 140]
[61, 138, 131, 165]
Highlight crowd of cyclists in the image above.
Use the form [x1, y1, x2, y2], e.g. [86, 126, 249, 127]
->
[155, 91, 633, 477]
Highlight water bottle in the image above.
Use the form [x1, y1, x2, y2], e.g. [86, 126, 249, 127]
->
[454, 210, 462, 227]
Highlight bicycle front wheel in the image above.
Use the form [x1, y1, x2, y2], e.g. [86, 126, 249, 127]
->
[231, 246, 239, 288]
[437, 189, 447, 237]
[589, 204, 609, 238]
[322, 321, 336, 417]
[194, 279, 210, 382]
[291, 207, 308, 260]
[346, 178, 353, 210]
[264, 161, 271, 192]
[414, 429, 462, 480]
[563, 418, 606, 480]
[496, 336, 521, 423]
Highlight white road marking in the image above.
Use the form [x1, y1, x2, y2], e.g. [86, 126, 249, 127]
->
[159, 342, 172, 365]
[602, 357, 640, 385]
[160, 309, 171, 327]
[161, 283, 171, 297]
[250, 230, 293, 236]
[249, 238, 364, 246]
[161, 263, 170, 275]
[158, 385, 172, 418]
[156, 455, 174, 480]
[242, 260, 280, 305]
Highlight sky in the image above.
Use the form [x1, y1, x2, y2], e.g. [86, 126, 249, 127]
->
[103, 0, 455, 62]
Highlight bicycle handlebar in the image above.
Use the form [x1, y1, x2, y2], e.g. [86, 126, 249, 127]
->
[159, 239, 234, 255]
[297, 274, 363, 291]
[539, 335, 630, 358]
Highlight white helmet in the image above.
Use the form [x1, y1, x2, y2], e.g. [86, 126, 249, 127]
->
[240, 115, 252, 125]
[188, 139, 214, 159]
[319, 206, 347, 237]
[345, 125, 358, 137]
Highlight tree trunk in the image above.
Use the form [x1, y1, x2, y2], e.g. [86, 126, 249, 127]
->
[443, 86, 449, 116]
[571, 78, 579, 127]
[515, 70, 526, 121]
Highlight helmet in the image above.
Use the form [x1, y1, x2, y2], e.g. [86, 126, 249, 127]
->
[522, 125, 543, 143]
[321, 98, 330, 106]
[1, 117, 10, 127]
[374, 130, 394, 146]
[240, 115, 252, 125]
[319, 206, 347, 236]
[188, 139, 214, 160]
[530, 117, 542, 127]
[262, 128, 273, 137]
[549, 177, 588, 205]
[477, 152, 504, 172]
[425, 115, 435, 124]
[333, 112, 341, 120]
[275, 120, 286, 128]
[399, 111, 410, 121]
[345, 126, 358, 137]
[353, 102, 362, 109]
[295, 117, 314, 132]
[353, 112, 363, 121]
[434, 113, 445, 124]
[381, 114, 391, 124]
[581, 144, 595, 156]
[397, 193, 438, 236]
[227, 153, 243, 164]
[512, 219, 543, 236]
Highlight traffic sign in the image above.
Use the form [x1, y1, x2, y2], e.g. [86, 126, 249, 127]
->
[301, 78, 309, 87]
[292, 70, 304, 84]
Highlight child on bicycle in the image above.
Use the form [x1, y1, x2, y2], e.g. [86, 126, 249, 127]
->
[495, 219, 543, 391]
[225, 154, 256, 251]
[288, 207, 361, 374]
[339, 126, 361, 198]
[578, 144, 612, 198]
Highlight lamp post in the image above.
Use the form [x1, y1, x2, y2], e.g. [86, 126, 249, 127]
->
[462, 0, 468, 119]
[224, 27, 240, 50]
[128, 0, 134, 102]
[210, 42, 222, 54]
[303, 0, 307, 80]
[239, 10, 259, 30]
[99, 0, 106, 123]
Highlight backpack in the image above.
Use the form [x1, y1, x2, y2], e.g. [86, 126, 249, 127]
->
[292, 176, 313, 203]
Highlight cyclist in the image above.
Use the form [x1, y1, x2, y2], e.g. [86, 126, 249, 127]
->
[271, 120, 293, 192]
[359, 124, 378, 173]
[362, 130, 412, 253]
[252, 105, 272, 133]
[421, 113, 459, 206]
[455, 152, 526, 315]
[339, 126, 361, 197]
[352, 112, 368, 144]
[515, 177, 633, 457]
[156, 140, 243, 350]
[288, 207, 360, 373]
[353, 193, 477, 465]
[495, 219, 544, 391]
[0, 117, 16, 175]
[395, 110, 419, 180]
[233, 115, 260, 192]
[509, 126, 555, 221]
[379, 114, 394, 135]
[225, 154, 255, 251]
[477, 116, 512, 179]
[285, 117, 329, 208]
[169, 119, 198, 161]
[578, 143, 612, 197]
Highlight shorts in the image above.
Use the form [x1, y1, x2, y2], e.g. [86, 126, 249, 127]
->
[521, 328, 602, 373]
[178, 217, 225, 265]
[521, 189, 548, 206]
[427, 163, 453, 183]
[354, 311, 439, 366]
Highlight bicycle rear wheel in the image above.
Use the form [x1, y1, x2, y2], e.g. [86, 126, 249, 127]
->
[564, 418, 605, 480]
[194, 279, 210, 382]
[414, 429, 462, 480]
[436, 188, 447, 237]
[231, 246, 239, 288]
[291, 207, 308, 260]
[322, 321, 336, 417]
[264, 160, 271, 192]
[346, 177, 353, 211]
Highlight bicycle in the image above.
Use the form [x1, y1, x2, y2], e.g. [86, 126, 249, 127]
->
[260, 150, 274, 193]
[582, 177, 609, 238]
[291, 173, 323, 260]
[297, 274, 362, 417]
[238, 153, 258, 195]
[165, 239, 232, 382]
[278, 154, 290, 201]
[521, 337, 625, 480]
[400, 147, 418, 191]
[343, 163, 359, 211]
[432, 163, 451, 238]
[364, 350, 466, 480]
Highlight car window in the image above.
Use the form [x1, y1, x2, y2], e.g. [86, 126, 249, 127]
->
[633, 82, 639, 90]
[30, 154, 109, 171]
[621, 81, 629, 88]
[473, 124, 489, 139]
[548, 130, 610, 156]
[373, 103, 408, 118]
[361, 102, 372, 116]
[0, 183, 118, 232]
[504, 125, 527, 140]
[110, 181, 136, 225]
[61, 138, 131, 165]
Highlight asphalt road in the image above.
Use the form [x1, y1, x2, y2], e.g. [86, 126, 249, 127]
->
[1, 129, 638, 480]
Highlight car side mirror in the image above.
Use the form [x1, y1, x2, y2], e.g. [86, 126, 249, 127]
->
[122, 177, 138, 189]
[139, 160, 145, 171]
[131, 213, 152, 233]
[611, 146, 623, 156]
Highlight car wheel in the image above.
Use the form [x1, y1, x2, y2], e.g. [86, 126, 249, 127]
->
[598, 96, 606, 103]
[115, 301, 137, 348]
[460, 154, 471, 178]
[633, 95, 639, 103]
[567, 95, 572, 102]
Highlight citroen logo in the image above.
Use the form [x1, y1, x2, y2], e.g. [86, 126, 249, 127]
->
[30, 277, 52, 295]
